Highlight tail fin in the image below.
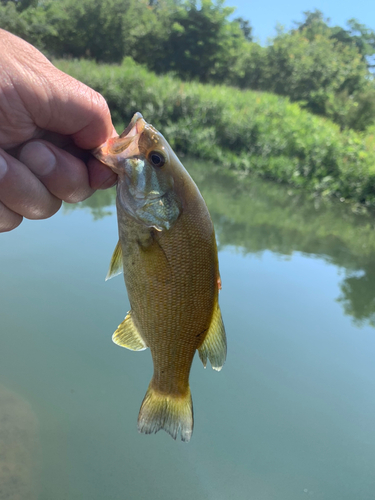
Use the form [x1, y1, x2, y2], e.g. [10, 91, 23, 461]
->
[137, 385, 193, 442]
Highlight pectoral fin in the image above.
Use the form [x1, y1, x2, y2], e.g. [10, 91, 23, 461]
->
[198, 302, 227, 371]
[112, 312, 148, 351]
[106, 240, 123, 281]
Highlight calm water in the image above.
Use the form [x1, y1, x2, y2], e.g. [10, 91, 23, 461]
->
[1, 159, 375, 499]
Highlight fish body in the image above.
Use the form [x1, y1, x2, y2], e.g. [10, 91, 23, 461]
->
[92, 113, 226, 442]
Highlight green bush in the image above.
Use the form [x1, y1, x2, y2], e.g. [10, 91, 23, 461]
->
[2, 2, 374, 131]
[56, 58, 375, 205]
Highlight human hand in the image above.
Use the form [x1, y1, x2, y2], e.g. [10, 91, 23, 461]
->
[0, 29, 117, 232]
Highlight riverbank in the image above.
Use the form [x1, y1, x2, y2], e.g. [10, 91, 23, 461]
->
[56, 58, 375, 206]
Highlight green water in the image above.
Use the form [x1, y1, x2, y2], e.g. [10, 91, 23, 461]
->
[1, 159, 375, 499]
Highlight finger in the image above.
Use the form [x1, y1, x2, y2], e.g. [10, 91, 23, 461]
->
[19, 141, 94, 203]
[0, 31, 115, 150]
[0, 200, 23, 232]
[0, 150, 61, 220]
[42, 81, 115, 149]
[87, 156, 117, 190]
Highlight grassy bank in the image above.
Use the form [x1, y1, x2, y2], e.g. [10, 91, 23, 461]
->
[56, 58, 375, 205]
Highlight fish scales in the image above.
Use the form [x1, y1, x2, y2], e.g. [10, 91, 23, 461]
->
[92, 112, 226, 441]
[119, 203, 216, 395]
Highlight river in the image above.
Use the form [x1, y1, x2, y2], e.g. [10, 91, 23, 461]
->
[1, 159, 375, 500]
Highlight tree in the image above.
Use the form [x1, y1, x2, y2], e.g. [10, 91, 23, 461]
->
[41, 0, 137, 62]
[333, 19, 375, 70]
[252, 11, 375, 129]
[262, 30, 364, 115]
[295, 10, 375, 71]
[0, 0, 38, 10]
[234, 17, 252, 41]
[144, 0, 246, 82]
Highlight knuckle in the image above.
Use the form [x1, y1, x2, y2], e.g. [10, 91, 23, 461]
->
[91, 91, 111, 122]
[93, 90, 109, 112]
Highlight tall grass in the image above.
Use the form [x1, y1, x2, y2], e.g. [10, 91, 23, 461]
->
[56, 58, 375, 205]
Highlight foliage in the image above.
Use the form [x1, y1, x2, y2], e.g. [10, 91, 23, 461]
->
[0, 1, 56, 50]
[55, 58, 375, 206]
[1, 2, 375, 130]
[123, 0, 248, 83]
[0, 0, 248, 71]
[263, 32, 367, 113]
[0, 0, 154, 62]
[295, 10, 375, 70]
[233, 11, 375, 130]
[233, 16, 252, 41]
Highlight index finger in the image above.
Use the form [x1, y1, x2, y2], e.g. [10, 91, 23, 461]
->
[43, 76, 116, 149]
[33, 73, 116, 150]
[1, 31, 116, 149]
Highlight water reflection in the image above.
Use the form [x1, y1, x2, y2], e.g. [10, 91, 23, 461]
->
[63, 188, 115, 220]
[0, 385, 39, 500]
[66, 159, 375, 327]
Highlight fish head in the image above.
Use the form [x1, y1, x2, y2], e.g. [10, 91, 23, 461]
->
[92, 113, 182, 231]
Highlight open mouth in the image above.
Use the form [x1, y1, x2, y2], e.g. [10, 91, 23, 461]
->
[91, 113, 147, 173]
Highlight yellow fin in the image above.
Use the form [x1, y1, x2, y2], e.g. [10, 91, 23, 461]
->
[198, 302, 227, 371]
[138, 384, 193, 442]
[105, 240, 123, 281]
[112, 312, 147, 351]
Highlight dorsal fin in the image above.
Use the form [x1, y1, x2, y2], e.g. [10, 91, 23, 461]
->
[112, 312, 148, 351]
[106, 240, 123, 281]
[198, 301, 227, 371]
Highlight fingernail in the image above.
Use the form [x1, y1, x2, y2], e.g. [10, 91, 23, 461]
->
[0, 155, 8, 179]
[19, 142, 56, 176]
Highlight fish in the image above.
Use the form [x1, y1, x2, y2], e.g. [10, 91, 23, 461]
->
[92, 112, 226, 442]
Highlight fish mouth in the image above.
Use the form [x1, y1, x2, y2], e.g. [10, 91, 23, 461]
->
[91, 113, 146, 174]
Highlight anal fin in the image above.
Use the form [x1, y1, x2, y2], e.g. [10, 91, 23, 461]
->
[106, 240, 123, 281]
[113, 311, 147, 351]
[198, 302, 226, 371]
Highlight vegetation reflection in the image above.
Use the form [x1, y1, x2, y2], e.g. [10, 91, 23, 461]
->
[65, 159, 375, 327]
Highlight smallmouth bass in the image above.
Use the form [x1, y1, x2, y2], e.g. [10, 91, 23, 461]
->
[92, 113, 226, 442]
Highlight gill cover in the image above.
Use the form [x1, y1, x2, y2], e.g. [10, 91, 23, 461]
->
[93, 113, 181, 231]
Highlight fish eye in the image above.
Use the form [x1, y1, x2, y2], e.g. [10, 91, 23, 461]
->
[149, 151, 166, 168]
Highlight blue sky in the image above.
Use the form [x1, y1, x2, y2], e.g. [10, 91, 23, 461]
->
[225, 0, 375, 44]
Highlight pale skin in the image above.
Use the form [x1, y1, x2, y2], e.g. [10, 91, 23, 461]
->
[0, 29, 117, 232]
